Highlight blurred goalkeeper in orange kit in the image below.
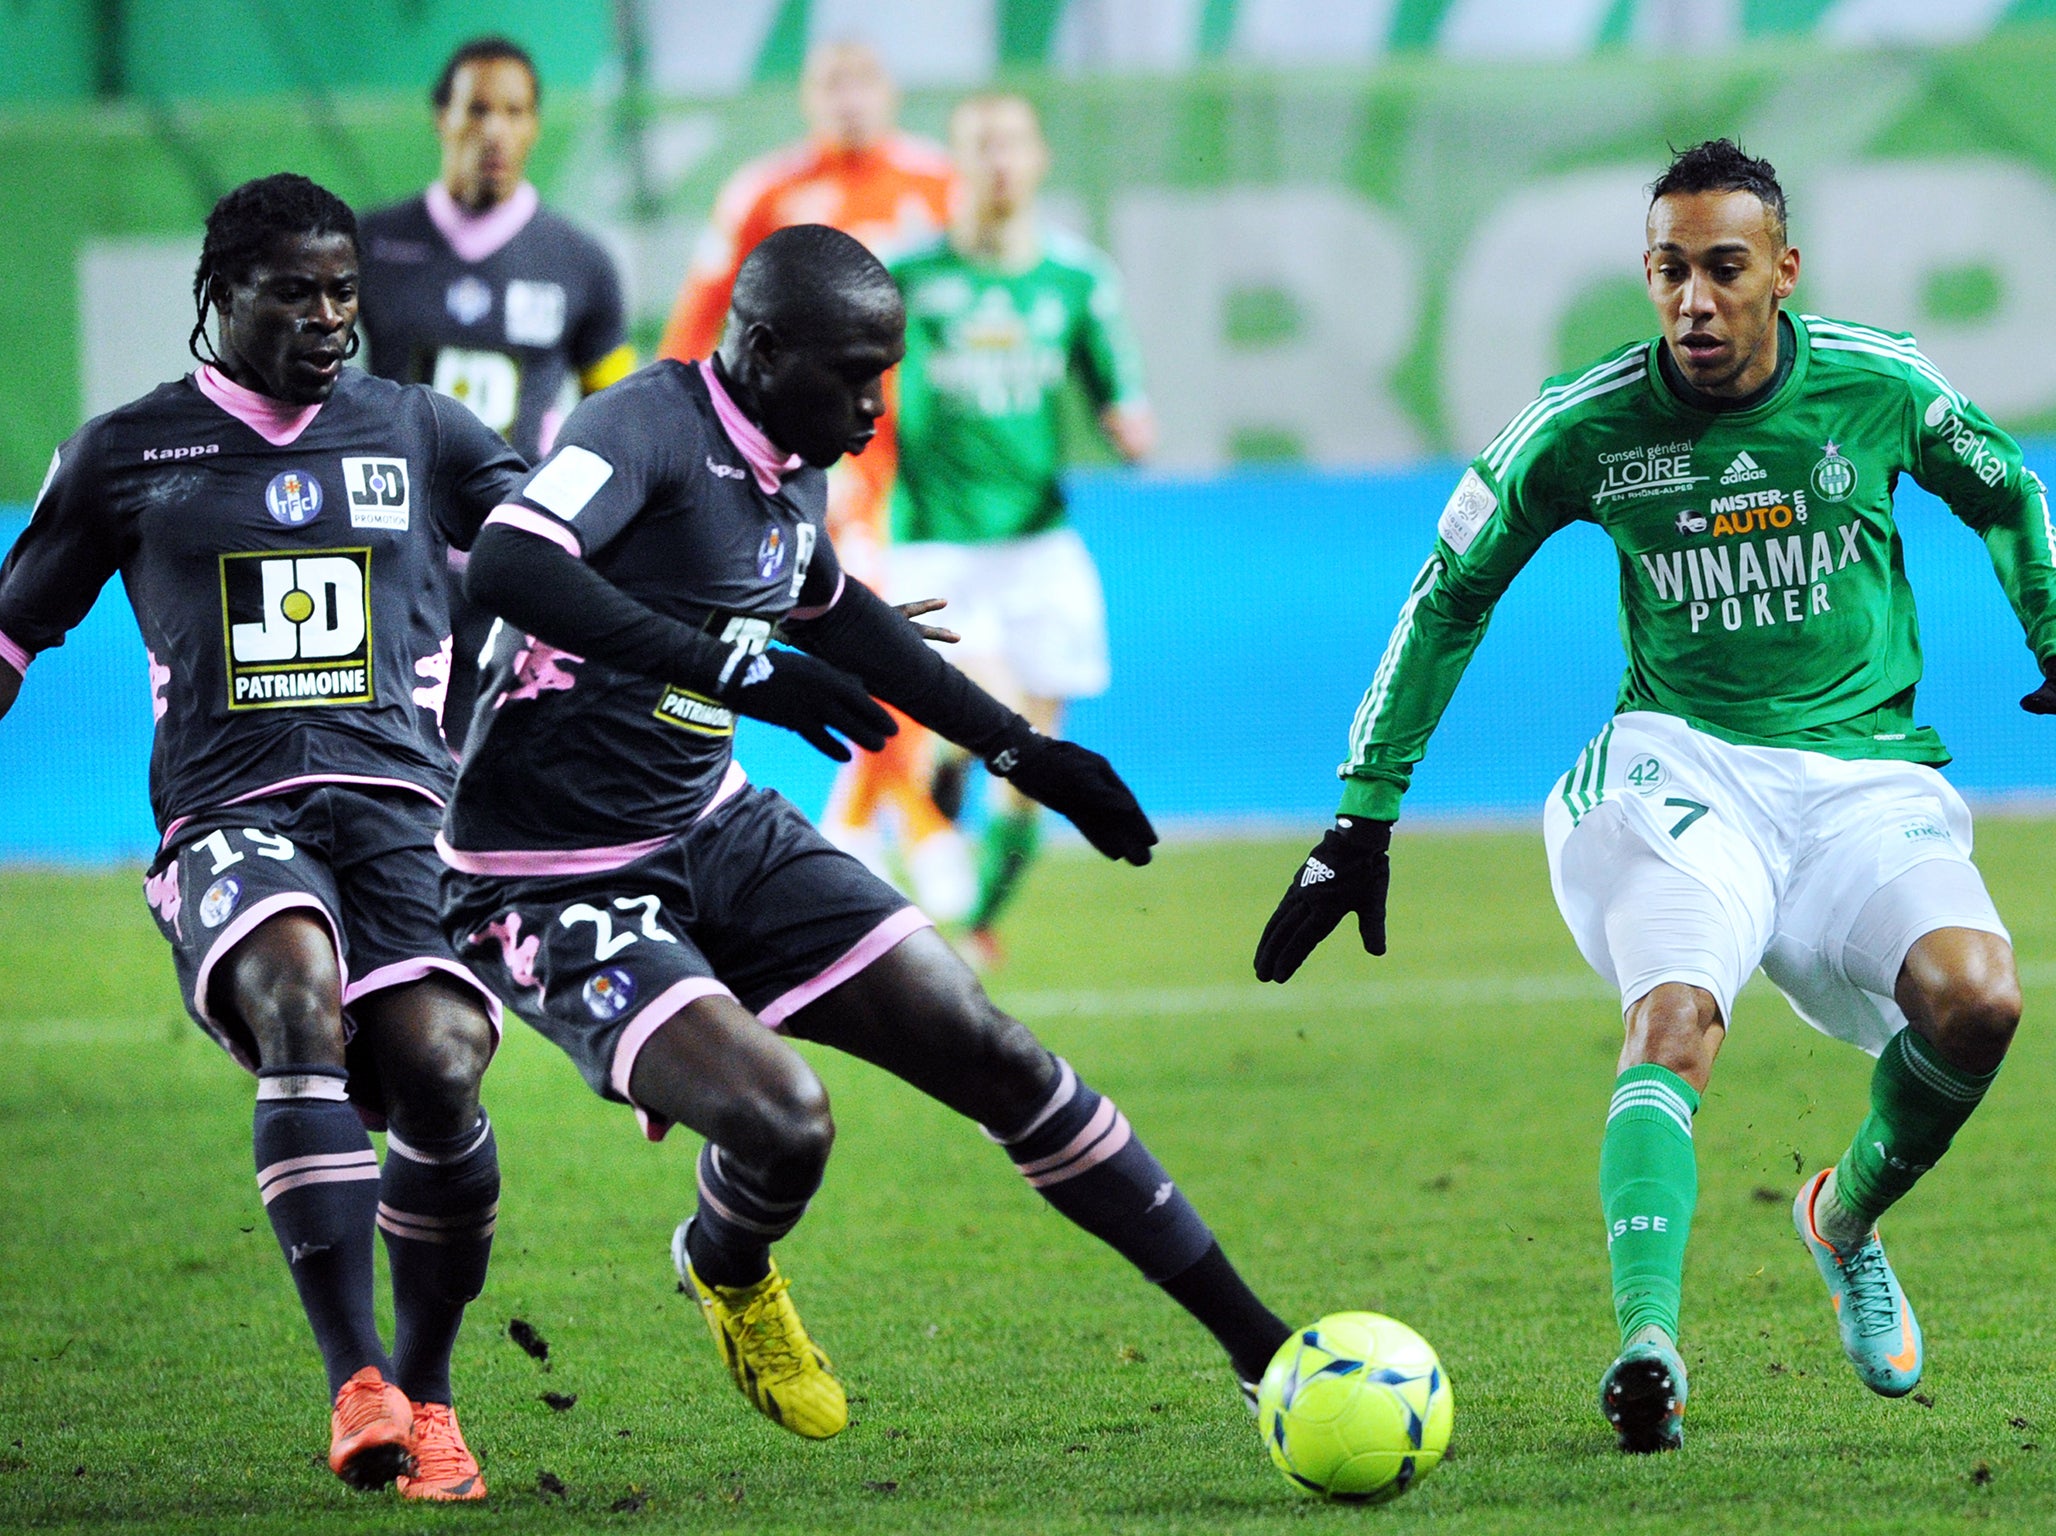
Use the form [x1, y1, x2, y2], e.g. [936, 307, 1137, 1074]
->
[659, 42, 973, 919]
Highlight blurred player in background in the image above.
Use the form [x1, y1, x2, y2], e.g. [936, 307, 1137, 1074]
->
[1255, 140, 2055, 1454]
[659, 41, 968, 917]
[889, 93, 1156, 968]
[360, 35, 634, 747]
[0, 174, 524, 1498]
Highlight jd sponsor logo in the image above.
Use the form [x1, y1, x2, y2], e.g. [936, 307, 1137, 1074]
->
[1922, 396, 2007, 487]
[263, 469, 323, 526]
[1719, 451, 1767, 485]
[1810, 441, 1858, 502]
[652, 683, 736, 736]
[343, 457, 410, 531]
[504, 280, 567, 348]
[221, 548, 373, 709]
[583, 966, 637, 1021]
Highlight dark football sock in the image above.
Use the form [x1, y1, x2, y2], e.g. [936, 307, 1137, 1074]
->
[1158, 1243, 1295, 1384]
[995, 1058, 1277, 1369]
[253, 1067, 388, 1396]
[379, 1112, 500, 1406]
[685, 1142, 819, 1289]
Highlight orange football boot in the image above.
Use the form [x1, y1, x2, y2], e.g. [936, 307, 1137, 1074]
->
[396, 1400, 487, 1501]
[328, 1366, 415, 1489]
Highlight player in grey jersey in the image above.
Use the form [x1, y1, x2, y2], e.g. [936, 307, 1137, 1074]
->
[442, 224, 1295, 1440]
[359, 35, 635, 748]
[0, 175, 521, 1499]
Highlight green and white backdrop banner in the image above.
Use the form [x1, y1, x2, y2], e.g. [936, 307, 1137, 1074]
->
[12, 22, 2056, 496]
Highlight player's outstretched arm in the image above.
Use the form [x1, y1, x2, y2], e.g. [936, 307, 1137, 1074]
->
[465, 523, 894, 760]
[1252, 817, 1392, 983]
[782, 576, 1157, 864]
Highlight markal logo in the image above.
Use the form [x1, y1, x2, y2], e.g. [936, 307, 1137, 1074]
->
[1719, 451, 1768, 485]
[1674, 509, 1709, 536]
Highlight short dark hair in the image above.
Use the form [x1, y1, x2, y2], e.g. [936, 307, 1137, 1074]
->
[433, 36, 539, 111]
[189, 173, 359, 365]
[731, 224, 901, 339]
[1650, 139, 1788, 244]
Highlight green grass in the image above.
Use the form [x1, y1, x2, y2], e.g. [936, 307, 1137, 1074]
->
[4, 824, 2056, 1533]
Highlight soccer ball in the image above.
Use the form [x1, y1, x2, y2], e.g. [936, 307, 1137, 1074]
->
[1256, 1312, 1453, 1503]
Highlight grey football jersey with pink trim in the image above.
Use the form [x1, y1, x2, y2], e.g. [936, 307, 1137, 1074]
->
[0, 369, 525, 833]
[359, 195, 626, 460]
[447, 361, 844, 854]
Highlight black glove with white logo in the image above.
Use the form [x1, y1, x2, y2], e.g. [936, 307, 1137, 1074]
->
[985, 725, 1157, 866]
[1253, 817, 1393, 983]
[719, 648, 896, 762]
[2020, 655, 2056, 715]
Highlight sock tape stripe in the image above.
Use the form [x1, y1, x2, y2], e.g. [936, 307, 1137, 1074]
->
[1896, 1038, 1988, 1101]
[1608, 1083, 1693, 1116]
[259, 1164, 382, 1203]
[384, 1116, 492, 1165]
[257, 1149, 378, 1188]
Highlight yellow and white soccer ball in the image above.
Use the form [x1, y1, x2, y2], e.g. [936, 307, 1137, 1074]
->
[1256, 1311, 1453, 1503]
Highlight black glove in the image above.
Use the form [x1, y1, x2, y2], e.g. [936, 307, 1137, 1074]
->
[987, 727, 1157, 865]
[1252, 817, 1393, 983]
[720, 647, 896, 762]
[2021, 656, 2056, 715]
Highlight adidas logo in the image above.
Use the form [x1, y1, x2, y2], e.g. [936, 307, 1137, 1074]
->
[1719, 451, 1768, 485]
[1299, 857, 1335, 888]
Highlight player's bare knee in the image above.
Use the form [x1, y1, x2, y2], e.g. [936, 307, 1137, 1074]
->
[974, 1007, 1059, 1127]
[242, 974, 346, 1068]
[1925, 971, 2020, 1073]
[1619, 983, 1723, 1084]
[385, 1020, 492, 1137]
[738, 1065, 835, 1183]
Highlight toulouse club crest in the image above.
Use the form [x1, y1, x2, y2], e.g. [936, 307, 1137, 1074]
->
[263, 470, 323, 526]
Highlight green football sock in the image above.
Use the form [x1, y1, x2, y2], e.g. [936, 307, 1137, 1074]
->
[1827, 1027, 1997, 1237]
[969, 809, 1040, 932]
[1599, 1065, 1700, 1348]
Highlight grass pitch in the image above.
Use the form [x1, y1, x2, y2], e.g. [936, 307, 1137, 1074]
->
[2, 825, 2054, 1534]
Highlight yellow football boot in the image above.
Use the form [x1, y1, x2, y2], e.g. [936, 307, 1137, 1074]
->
[673, 1224, 847, 1439]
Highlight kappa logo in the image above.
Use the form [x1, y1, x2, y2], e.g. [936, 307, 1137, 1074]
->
[1719, 451, 1768, 485]
[142, 443, 219, 463]
[1300, 857, 1336, 888]
[706, 456, 747, 481]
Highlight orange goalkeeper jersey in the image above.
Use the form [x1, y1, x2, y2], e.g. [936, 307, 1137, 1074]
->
[659, 133, 954, 569]
[658, 133, 954, 364]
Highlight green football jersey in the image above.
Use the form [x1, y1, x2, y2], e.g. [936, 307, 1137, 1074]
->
[1339, 312, 2056, 821]
[889, 230, 1146, 545]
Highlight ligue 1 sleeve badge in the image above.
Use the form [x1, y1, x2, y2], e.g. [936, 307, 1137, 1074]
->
[1810, 441, 1857, 502]
[264, 470, 324, 526]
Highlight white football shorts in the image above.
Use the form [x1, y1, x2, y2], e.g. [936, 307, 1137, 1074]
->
[887, 527, 1110, 701]
[1543, 711, 2008, 1055]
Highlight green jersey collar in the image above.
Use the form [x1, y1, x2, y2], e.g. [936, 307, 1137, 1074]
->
[1646, 311, 1808, 427]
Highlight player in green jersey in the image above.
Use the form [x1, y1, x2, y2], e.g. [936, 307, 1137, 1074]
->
[887, 92, 1155, 968]
[1254, 140, 2056, 1453]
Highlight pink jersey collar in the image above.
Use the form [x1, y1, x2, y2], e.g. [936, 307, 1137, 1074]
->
[193, 364, 323, 447]
[698, 360, 803, 494]
[425, 180, 540, 264]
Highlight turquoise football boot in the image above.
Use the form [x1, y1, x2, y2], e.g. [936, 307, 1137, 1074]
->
[1599, 1332, 1687, 1453]
[1793, 1171, 1923, 1397]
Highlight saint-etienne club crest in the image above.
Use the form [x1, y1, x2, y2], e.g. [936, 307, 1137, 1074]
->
[1810, 441, 1857, 503]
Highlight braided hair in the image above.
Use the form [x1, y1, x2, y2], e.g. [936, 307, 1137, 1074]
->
[189, 173, 360, 366]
